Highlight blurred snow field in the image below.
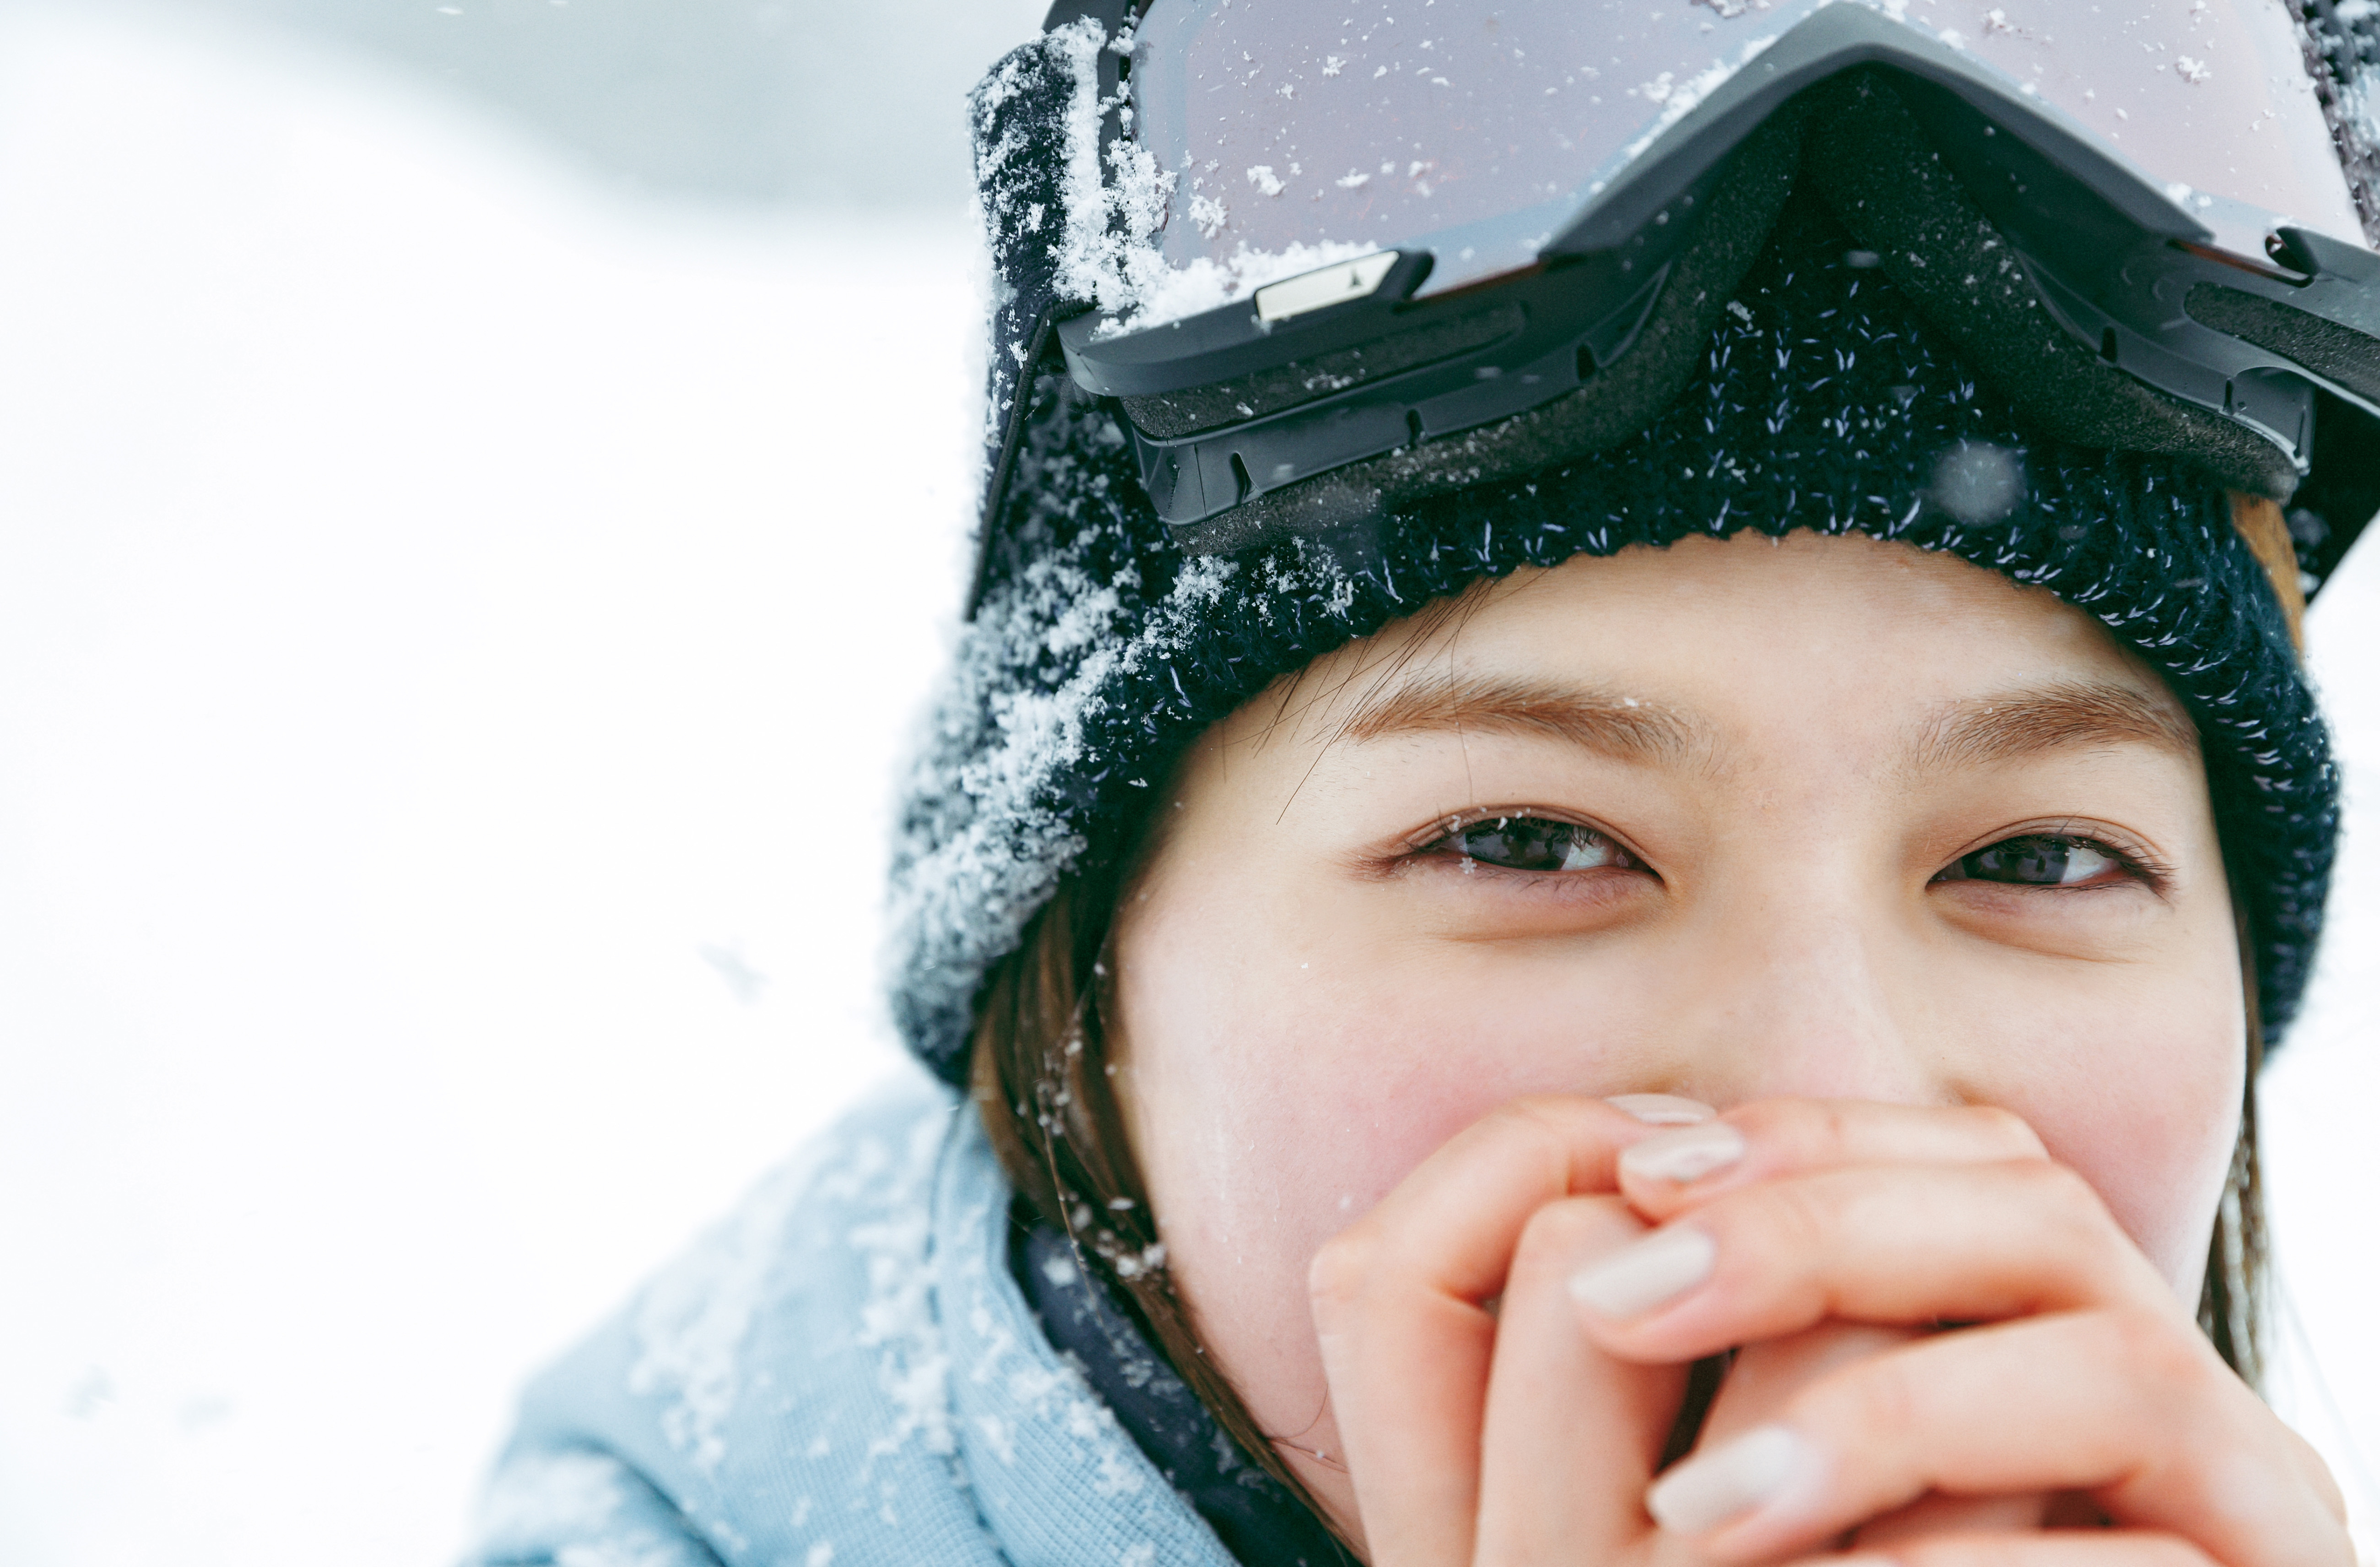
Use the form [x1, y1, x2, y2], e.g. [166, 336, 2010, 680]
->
[0, 5, 959, 1562]
[0, 4, 2372, 1566]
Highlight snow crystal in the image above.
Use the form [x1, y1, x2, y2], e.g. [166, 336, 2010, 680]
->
[1110, 1242, 1168, 1279]
[1617, 34, 1783, 164]
[891, 525, 1282, 1127]
[1928, 441, 2025, 524]
[2348, 75, 2379, 163]
[852, 1111, 965, 1465]
[1022, 16, 1393, 337]
[974, 1412, 1019, 1464]
[2175, 56, 2212, 85]
[1097, 238, 1388, 340]
[1041, 18, 1178, 320]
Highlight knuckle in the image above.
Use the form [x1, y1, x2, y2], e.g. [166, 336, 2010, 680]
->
[1511, 1198, 1577, 1263]
[1723, 1098, 1801, 1144]
[1728, 1173, 1835, 1277]
[1497, 1092, 1579, 1122]
[1832, 1346, 1926, 1447]
[1999, 1161, 2132, 1292]
[1510, 1193, 1618, 1273]
[2008, 1157, 2115, 1239]
[1763, 1169, 1841, 1250]
[2100, 1304, 2217, 1395]
[1307, 1227, 1379, 1319]
[1507, 1206, 1578, 1291]
[1726, 1098, 1826, 1168]
[1958, 1102, 2048, 1159]
[1479, 1095, 1580, 1167]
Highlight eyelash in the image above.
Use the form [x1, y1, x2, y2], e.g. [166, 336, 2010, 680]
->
[1931, 828, 2172, 892]
[1406, 811, 1648, 879]
[1402, 814, 2168, 893]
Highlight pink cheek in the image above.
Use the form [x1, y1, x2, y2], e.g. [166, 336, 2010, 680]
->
[1995, 1032, 2241, 1293]
[1172, 979, 1576, 1248]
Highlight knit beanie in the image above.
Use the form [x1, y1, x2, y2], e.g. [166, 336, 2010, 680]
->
[886, 30, 2357, 1086]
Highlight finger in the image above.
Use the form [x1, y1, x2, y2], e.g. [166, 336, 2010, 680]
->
[1698, 1323, 1921, 1450]
[1309, 1095, 1672, 1566]
[1795, 1534, 2219, 1567]
[1710, 1329, 2055, 1548]
[1649, 1310, 2353, 1567]
[1473, 1196, 1687, 1563]
[1572, 1160, 2175, 1364]
[1620, 1100, 2048, 1225]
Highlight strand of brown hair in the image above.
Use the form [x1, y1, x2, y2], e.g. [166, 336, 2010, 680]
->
[969, 876, 1356, 1544]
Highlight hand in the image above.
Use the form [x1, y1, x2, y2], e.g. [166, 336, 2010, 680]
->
[1309, 1093, 1871, 1565]
[1587, 1099, 2348, 1567]
[1306, 1096, 2351, 1567]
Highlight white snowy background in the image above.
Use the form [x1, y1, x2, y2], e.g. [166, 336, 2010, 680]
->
[0, 4, 2371, 1563]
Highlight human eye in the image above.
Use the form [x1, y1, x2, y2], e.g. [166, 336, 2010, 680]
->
[1932, 832, 2148, 889]
[1413, 811, 1644, 875]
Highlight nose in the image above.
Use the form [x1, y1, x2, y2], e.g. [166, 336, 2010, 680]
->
[1663, 877, 1943, 1109]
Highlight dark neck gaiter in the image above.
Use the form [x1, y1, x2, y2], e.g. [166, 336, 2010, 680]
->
[1010, 1211, 1355, 1567]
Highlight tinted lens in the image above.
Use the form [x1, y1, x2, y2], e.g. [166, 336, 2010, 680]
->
[1126, 0, 2360, 302]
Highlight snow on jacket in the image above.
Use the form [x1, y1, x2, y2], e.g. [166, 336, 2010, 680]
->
[465, 1074, 1239, 1567]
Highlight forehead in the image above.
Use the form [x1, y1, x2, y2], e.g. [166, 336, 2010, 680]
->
[1262, 530, 2190, 755]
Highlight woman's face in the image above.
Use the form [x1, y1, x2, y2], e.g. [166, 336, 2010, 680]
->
[1109, 529, 2243, 1502]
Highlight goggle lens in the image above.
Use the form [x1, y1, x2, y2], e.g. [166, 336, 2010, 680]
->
[1127, 0, 2361, 301]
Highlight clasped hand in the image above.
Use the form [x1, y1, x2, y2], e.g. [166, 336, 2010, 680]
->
[1307, 1098, 2348, 1567]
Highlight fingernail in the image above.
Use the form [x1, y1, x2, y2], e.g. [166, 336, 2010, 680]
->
[1620, 1121, 1747, 1184]
[1646, 1424, 1817, 1534]
[1606, 1094, 1718, 1126]
[1568, 1225, 1715, 1318]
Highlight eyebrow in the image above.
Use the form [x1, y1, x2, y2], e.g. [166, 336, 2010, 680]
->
[1913, 681, 2200, 771]
[1339, 672, 1699, 763]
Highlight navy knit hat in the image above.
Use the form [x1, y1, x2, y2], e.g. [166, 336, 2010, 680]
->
[887, 26, 2362, 1086]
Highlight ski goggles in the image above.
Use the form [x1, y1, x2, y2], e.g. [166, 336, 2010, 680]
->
[1024, 0, 2379, 585]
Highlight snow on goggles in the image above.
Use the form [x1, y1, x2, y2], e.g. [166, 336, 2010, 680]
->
[1032, 0, 2380, 582]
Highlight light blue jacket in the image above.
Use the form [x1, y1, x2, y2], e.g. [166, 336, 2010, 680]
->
[465, 1074, 1240, 1567]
